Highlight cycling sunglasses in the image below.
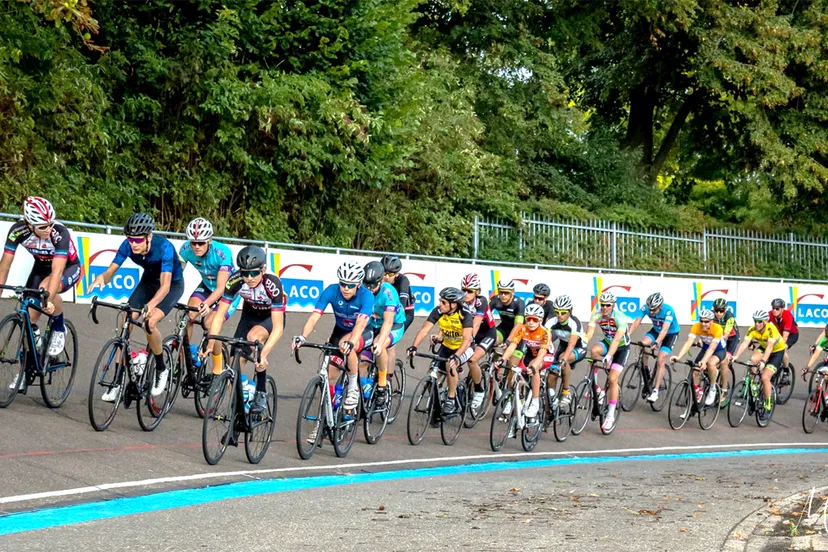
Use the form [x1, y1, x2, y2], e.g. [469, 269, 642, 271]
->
[713, 308, 726, 313]
[34, 223, 53, 232]
[190, 241, 208, 247]
[462, 288, 478, 293]
[554, 309, 570, 316]
[126, 236, 147, 244]
[241, 269, 262, 278]
[533, 296, 547, 302]
[600, 303, 614, 308]
[525, 316, 541, 324]
[339, 282, 358, 289]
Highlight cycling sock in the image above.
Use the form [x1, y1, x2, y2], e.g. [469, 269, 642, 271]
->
[474, 381, 484, 393]
[256, 370, 267, 392]
[348, 374, 359, 391]
[155, 354, 166, 372]
[608, 401, 617, 416]
[212, 353, 223, 375]
[378, 369, 387, 387]
[52, 313, 65, 333]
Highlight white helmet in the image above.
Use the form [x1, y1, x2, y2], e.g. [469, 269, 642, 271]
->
[186, 217, 214, 241]
[552, 294, 572, 311]
[23, 196, 55, 226]
[497, 279, 515, 292]
[461, 273, 481, 291]
[646, 292, 664, 310]
[698, 309, 714, 321]
[525, 303, 545, 320]
[752, 309, 769, 322]
[337, 261, 364, 284]
[599, 291, 616, 304]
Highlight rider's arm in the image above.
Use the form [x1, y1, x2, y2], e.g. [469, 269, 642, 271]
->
[45, 255, 67, 302]
[411, 320, 434, 349]
[761, 338, 777, 364]
[655, 321, 672, 347]
[203, 269, 232, 309]
[628, 316, 643, 336]
[146, 272, 172, 311]
[301, 312, 323, 338]
[375, 309, 395, 349]
[261, 310, 284, 360]
[501, 339, 519, 363]
[561, 318, 582, 361]
[458, 326, 473, 355]
[807, 344, 824, 370]
[0, 251, 14, 287]
[92, 240, 130, 289]
[700, 336, 719, 366]
[583, 319, 596, 345]
[732, 334, 752, 361]
[672, 335, 694, 361]
[260, 276, 286, 358]
[605, 326, 626, 358]
[204, 300, 230, 354]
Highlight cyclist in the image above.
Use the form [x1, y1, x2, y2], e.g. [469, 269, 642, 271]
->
[89, 213, 184, 400]
[627, 292, 680, 404]
[0, 197, 81, 362]
[670, 309, 725, 407]
[293, 262, 374, 411]
[712, 298, 739, 401]
[489, 279, 526, 345]
[361, 261, 406, 407]
[380, 255, 414, 331]
[496, 303, 550, 419]
[804, 324, 828, 377]
[770, 298, 798, 378]
[583, 291, 631, 432]
[527, 283, 554, 324]
[461, 273, 494, 412]
[731, 310, 785, 421]
[407, 287, 474, 416]
[203, 246, 285, 413]
[544, 294, 586, 409]
[178, 217, 240, 379]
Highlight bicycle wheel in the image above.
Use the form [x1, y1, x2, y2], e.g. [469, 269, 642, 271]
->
[553, 386, 575, 442]
[332, 374, 359, 458]
[88, 338, 126, 431]
[387, 358, 406, 424]
[756, 386, 776, 428]
[490, 391, 515, 451]
[803, 389, 822, 434]
[522, 393, 545, 452]
[619, 362, 641, 412]
[441, 382, 466, 446]
[407, 376, 435, 446]
[363, 381, 389, 445]
[698, 379, 720, 430]
[717, 363, 736, 409]
[38, 319, 78, 408]
[137, 347, 173, 432]
[0, 314, 25, 408]
[650, 364, 672, 412]
[599, 399, 620, 435]
[668, 381, 691, 430]
[774, 363, 795, 405]
[195, 344, 228, 418]
[161, 335, 183, 412]
[202, 370, 236, 465]
[809, 367, 823, 396]
[296, 375, 325, 459]
[571, 380, 591, 436]
[727, 381, 749, 428]
[476, 360, 494, 420]
[245, 375, 277, 464]
[464, 374, 489, 428]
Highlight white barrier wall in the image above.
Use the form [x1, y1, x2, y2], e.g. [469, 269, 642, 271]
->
[1, 221, 826, 328]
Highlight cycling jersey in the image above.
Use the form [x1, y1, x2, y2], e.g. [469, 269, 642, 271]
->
[314, 284, 374, 330]
[4, 221, 80, 269]
[113, 234, 184, 282]
[638, 302, 680, 334]
[222, 272, 286, 313]
[369, 283, 406, 329]
[390, 274, 414, 312]
[771, 309, 799, 335]
[746, 323, 786, 353]
[510, 325, 550, 354]
[817, 335, 828, 350]
[179, 240, 234, 291]
[426, 304, 474, 350]
[490, 295, 526, 332]
[545, 315, 585, 346]
[589, 308, 631, 347]
[527, 299, 555, 325]
[466, 295, 496, 331]
[713, 311, 738, 338]
[688, 321, 725, 351]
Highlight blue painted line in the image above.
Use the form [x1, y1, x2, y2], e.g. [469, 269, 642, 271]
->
[2, 446, 828, 536]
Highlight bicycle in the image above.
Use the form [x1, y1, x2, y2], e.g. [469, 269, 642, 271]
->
[490, 362, 546, 451]
[406, 349, 468, 446]
[667, 359, 719, 430]
[0, 285, 78, 409]
[294, 342, 362, 459]
[727, 359, 776, 428]
[87, 297, 174, 432]
[619, 341, 671, 412]
[570, 358, 621, 436]
[802, 367, 828, 434]
[357, 349, 389, 444]
[201, 335, 277, 465]
[386, 357, 406, 424]
[771, 360, 795, 405]
[806, 349, 828, 395]
[543, 361, 576, 442]
[480, 344, 507, 417]
[163, 303, 228, 418]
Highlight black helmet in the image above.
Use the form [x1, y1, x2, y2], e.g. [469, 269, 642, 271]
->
[713, 298, 728, 310]
[533, 283, 551, 297]
[363, 261, 384, 287]
[771, 298, 785, 309]
[439, 287, 464, 304]
[124, 213, 154, 236]
[381, 255, 402, 274]
[237, 245, 266, 270]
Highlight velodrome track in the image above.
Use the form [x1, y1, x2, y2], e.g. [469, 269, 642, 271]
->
[2, 303, 828, 550]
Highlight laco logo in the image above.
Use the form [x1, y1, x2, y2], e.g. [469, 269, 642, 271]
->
[83, 265, 139, 301]
[406, 273, 434, 315]
[279, 264, 323, 309]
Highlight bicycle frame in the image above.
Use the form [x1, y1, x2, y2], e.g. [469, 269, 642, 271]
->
[204, 333, 262, 430]
[295, 342, 349, 431]
[0, 285, 53, 378]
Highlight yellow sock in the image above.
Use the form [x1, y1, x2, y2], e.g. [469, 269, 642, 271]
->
[212, 353, 223, 375]
[378, 370, 387, 387]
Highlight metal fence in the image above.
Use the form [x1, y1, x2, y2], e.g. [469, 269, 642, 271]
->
[474, 213, 828, 280]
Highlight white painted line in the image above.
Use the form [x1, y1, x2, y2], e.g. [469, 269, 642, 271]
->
[2, 441, 827, 506]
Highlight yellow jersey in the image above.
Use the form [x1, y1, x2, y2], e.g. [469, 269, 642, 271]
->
[689, 322, 725, 350]
[746, 323, 786, 353]
[426, 304, 474, 350]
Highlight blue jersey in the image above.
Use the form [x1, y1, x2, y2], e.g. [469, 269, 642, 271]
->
[369, 283, 406, 329]
[314, 284, 374, 330]
[639, 303, 680, 335]
[113, 234, 184, 282]
[179, 240, 234, 291]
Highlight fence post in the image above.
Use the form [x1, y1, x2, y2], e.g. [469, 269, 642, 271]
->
[473, 214, 480, 259]
[702, 228, 708, 269]
[611, 222, 618, 268]
[790, 232, 795, 263]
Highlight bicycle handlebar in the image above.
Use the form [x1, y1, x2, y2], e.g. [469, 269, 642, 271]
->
[0, 284, 49, 301]
[172, 302, 208, 329]
[631, 341, 659, 357]
[204, 334, 262, 363]
[89, 296, 144, 325]
[292, 342, 341, 365]
[408, 350, 451, 370]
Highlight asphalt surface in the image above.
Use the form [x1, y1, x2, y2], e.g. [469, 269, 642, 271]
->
[2, 303, 828, 550]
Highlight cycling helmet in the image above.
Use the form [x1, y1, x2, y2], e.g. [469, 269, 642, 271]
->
[698, 308, 715, 321]
[380, 255, 402, 274]
[771, 298, 786, 309]
[525, 303, 545, 320]
[552, 295, 573, 311]
[497, 279, 515, 292]
[363, 261, 384, 287]
[439, 287, 465, 304]
[533, 283, 551, 297]
[461, 273, 481, 291]
[124, 213, 154, 236]
[645, 292, 664, 310]
[236, 245, 266, 270]
[598, 291, 616, 304]
[712, 298, 728, 310]
[337, 261, 364, 284]
[23, 196, 55, 226]
[186, 217, 214, 241]
[752, 309, 769, 322]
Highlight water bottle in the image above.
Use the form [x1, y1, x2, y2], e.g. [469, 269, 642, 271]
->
[189, 344, 202, 368]
[130, 350, 148, 378]
[750, 381, 759, 396]
[33, 327, 42, 351]
[548, 387, 558, 411]
[596, 386, 605, 405]
[333, 384, 343, 409]
[361, 377, 374, 399]
[694, 385, 703, 403]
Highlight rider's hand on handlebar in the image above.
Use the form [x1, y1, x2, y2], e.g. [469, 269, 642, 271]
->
[449, 354, 461, 369]
[340, 340, 354, 356]
[430, 334, 442, 345]
[292, 335, 306, 351]
[757, 360, 766, 370]
[406, 346, 417, 358]
[197, 302, 210, 317]
[669, 355, 678, 363]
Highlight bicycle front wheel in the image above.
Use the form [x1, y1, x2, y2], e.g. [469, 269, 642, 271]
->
[698, 380, 720, 431]
[774, 363, 795, 405]
[88, 338, 126, 431]
[387, 359, 406, 424]
[619, 363, 641, 412]
[668, 380, 691, 430]
[464, 374, 489, 428]
[39, 319, 78, 408]
[296, 375, 325, 460]
[490, 391, 515, 451]
[553, 386, 575, 442]
[202, 370, 236, 465]
[521, 393, 545, 452]
[651, 365, 672, 412]
[727, 381, 749, 428]
[137, 347, 174, 432]
[161, 335, 183, 413]
[245, 375, 277, 464]
[803, 389, 822, 434]
[363, 382, 389, 445]
[756, 387, 776, 428]
[0, 314, 25, 408]
[406, 376, 435, 446]
[332, 374, 359, 458]
[570, 380, 591, 436]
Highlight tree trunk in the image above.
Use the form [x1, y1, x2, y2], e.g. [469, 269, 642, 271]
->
[624, 83, 656, 167]
[648, 90, 702, 183]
